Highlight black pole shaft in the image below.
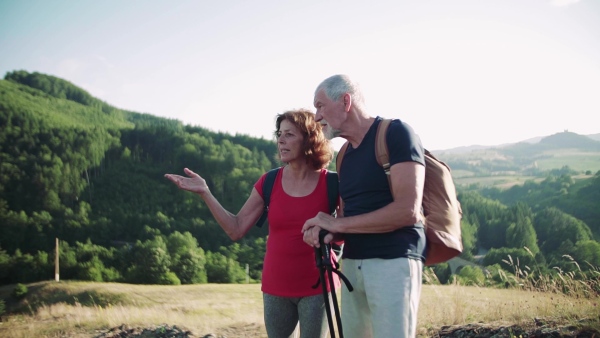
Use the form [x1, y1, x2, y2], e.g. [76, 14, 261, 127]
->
[326, 265, 344, 338]
[320, 262, 336, 338]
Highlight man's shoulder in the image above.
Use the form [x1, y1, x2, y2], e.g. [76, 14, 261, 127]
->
[382, 118, 418, 139]
[382, 118, 425, 163]
[389, 117, 412, 128]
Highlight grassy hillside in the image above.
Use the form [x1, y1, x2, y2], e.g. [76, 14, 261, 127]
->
[0, 280, 598, 337]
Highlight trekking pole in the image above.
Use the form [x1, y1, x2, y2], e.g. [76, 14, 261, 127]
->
[319, 231, 343, 338]
[313, 230, 354, 338]
[314, 236, 336, 337]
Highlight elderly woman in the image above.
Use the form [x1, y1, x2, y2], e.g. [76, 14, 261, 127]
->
[164, 109, 340, 338]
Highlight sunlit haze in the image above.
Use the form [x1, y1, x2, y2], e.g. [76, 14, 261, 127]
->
[1, 0, 599, 150]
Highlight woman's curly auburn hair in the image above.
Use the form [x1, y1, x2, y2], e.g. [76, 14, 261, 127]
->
[274, 109, 333, 169]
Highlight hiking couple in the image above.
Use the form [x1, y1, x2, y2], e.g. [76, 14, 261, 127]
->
[165, 74, 426, 338]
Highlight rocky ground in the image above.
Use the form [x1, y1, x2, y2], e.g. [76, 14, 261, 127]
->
[92, 323, 266, 338]
[93, 318, 600, 338]
[430, 320, 599, 338]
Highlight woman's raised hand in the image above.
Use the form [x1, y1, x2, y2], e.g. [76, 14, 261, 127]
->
[164, 168, 209, 194]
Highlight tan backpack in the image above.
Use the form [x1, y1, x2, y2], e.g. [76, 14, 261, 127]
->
[336, 118, 463, 266]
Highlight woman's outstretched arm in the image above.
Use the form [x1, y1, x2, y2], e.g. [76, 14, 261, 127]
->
[165, 168, 264, 241]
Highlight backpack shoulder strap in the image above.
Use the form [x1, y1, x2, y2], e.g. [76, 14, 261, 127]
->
[255, 167, 281, 228]
[335, 142, 350, 174]
[375, 118, 393, 189]
[325, 171, 339, 215]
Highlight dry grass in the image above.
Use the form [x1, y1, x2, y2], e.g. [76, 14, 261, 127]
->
[1, 280, 598, 338]
[0, 282, 265, 338]
[418, 282, 598, 334]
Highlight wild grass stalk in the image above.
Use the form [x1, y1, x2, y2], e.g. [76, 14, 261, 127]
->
[500, 250, 600, 299]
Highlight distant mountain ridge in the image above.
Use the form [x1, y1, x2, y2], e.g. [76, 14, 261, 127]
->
[539, 131, 600, 149]
[436, 131, 600, 154]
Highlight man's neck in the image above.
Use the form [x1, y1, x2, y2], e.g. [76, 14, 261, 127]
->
[343, 114, 375, 148]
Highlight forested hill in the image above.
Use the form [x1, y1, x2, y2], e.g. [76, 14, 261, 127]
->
[1, 71, 280, 283]
[1, 70, 599, 288]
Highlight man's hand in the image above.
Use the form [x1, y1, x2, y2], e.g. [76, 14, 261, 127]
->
[302, 212, 337, 248]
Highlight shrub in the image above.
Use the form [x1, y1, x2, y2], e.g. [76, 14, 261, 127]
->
[432, 262, 452, 284]
[0, 299, 5, 316]
[159, 271, 181, 285]
[12, 283, 28, 299]
[205, 251, 246, 283]
[457, 265, 486, 286]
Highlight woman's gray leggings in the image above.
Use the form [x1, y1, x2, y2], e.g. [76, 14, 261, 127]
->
[263, 292, 330, 338]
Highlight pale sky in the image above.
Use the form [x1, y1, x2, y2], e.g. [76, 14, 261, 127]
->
[1, 0, 599, 151]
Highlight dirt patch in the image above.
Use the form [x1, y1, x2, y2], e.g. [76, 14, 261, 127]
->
[93, 324, 198, 338]
[93, 323, 266, 338]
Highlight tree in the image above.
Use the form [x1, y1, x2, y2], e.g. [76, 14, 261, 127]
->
[125, 236, 175, 285]
[70, 240, 121, 282]
[221, 238, 266, 281]
[167, 231, 207, 284]
[460, 218, 477, 259]
[506, 220, 539, 255]
[0, 247, 12, 284]
[430, 263, 451, 285]
[458, 191, 508, 250]
[172, 250, 207, 284]
[534, 207, 592, 258]
[568, 240, 600, 271]
[483, 247, 536, 274]
[10, 250, 51, 283]
[205, 251, 246, 283]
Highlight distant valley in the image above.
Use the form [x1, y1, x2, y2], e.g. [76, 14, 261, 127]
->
[431, 131, 600, 188]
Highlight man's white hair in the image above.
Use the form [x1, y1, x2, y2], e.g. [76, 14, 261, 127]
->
[316, 74, 365, 107]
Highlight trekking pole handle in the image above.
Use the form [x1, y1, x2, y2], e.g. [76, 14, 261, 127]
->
[318, 229, 328, 243]
[319, 230, 332, 265]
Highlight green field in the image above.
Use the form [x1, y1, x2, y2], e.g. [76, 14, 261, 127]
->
[534, 151, 600, 172]
[450, 149, 600, 189]
[454, 175, 540, 189]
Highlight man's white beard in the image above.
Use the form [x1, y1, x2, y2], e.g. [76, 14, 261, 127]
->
[323, 122, 340, 140]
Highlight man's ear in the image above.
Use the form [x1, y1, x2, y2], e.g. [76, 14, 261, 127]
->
[343, 93, 352, 112]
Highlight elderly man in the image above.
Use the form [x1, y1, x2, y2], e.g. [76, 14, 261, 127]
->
[302, 74, 426, 338]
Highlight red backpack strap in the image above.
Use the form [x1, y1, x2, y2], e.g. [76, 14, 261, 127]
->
[375, 118, 393, 191]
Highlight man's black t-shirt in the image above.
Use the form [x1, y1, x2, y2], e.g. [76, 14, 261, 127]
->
[339, 117, 427, 261]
